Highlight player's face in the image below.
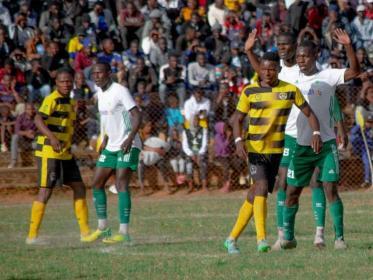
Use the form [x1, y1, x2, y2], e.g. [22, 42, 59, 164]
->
[259, 60, 279, 86]
[92, 65, 111, 88]
[296, 47, 317, 74]
[277, 36, 295, 60]
[56, 73, 73, 96]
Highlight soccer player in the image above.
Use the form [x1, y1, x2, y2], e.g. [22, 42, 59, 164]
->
[26, 68, 90, 244]
[81, 62, 141, 244]
[224, 51, 321, 253]
[281, 29, 360, 250]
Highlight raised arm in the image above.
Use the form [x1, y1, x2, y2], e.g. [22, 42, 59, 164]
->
[244, 29, 261, 74]
[333, 29, 360, 81]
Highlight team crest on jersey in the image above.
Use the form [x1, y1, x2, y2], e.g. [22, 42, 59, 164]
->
[278, 92, 288, 100]
[255, 94, 261, 101]
[250, 165, 257, 175]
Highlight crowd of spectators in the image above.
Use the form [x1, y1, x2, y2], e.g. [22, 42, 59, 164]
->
[0, 0, 372, 190]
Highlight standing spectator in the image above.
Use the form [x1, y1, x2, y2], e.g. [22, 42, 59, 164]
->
[0, 105, 15, 152]
[351, 5, 373, 49]
[187, 52, 216, 91]
[128, 57, 157, 93]
[8, 103, 36, 168]
[165, 95, 184, 135]
[159, 54, 186, 106]
[25, 59, 51, 102]
[118, 1, 144, 50]
[0, 27, 14, 66]
[182, 115, 209, 193]
[97, 38, 123, 73]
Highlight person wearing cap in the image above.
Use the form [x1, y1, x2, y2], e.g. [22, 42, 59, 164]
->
[67, 28, 86, 61]
[352, 4, 373, 49]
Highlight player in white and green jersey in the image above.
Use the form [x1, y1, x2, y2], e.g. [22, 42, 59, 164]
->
[281, 29, 360, 250]
[81, 62, 142, 244]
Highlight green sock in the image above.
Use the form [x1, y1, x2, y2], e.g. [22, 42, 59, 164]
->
[93, 188, 107, 219]
[283, 204, 299, 241]
[312, 187, 326, 227]
[118, 191, 131, 224]
[330, 199, 344, 239]
[276, 189, 286, 229]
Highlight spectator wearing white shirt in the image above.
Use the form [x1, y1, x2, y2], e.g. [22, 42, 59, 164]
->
[0, 2, 12, 27]
[207, 0, 227, 33]
[183, 87, 211, 130]
[187, 52, 216, 93]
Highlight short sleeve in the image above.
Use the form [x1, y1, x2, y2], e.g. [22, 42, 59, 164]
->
[326, 68, 346, 87]
[38, 97, 56, 117]
[118, 86, 137, 111]
[294, 87, 306, 109]
[236, 90, 250, 113]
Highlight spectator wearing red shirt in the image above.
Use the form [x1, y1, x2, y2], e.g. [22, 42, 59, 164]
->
[224, 10, 245, 41]
[0, 58, 26, 87]
[74, 38, 95, 73]
[256, 12, 274, 48]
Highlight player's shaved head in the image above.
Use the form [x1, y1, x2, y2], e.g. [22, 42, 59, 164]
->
[92, 62, 112, 89]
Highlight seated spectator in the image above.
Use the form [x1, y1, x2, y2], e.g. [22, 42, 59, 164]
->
[133, 81, 150, 107]
[39, 1, 61, 33]
[351, 83, 373, 188]
[168, 128, 185, 187]
[67, 28, 86, 62]
[10, 48, 31, 73]
[71, 71, 95, 103]
[128, 57, 157, 93]
[214, 122, 245, 192]
[73, 99, 98, 150]
[159, 54, 186, 106]
[41, 41, 69, 81]
[165, 95, 184, 135]
[187, 52, 216, 92]
[255, 11, 274, 48]
[25, 28, 46, 61]
[89, 1, 116, 40]
[118, 1, 144, 50]
[0, 74, 22, 107]
[25, 59, 51, 102]
[8, 103, 36, 168]
[16, 1, 38, 29]
[79, 14, 97, 43]
[74, 38, 95, 74]
[214, 82, 237, 123]
[178, 0, 205, 25]
[8, 13, 34, 49]
[97, 38, 123, 73]
[175, 26, 197, 54]
[207, 0, 227, 32]
[224, 10, 244, 42]
[149, 36, 169, 71]
[122, 40, 146, 70]
[184, 87, 211, 129]
[180, 12, 210, 39]
[0, 58, 26, 87]
[0, 105, 15, 152]
[351, 5, 373, 49]
[0, 27, 14, 66]
[46, 16, 73, 50]
[182, 115, 208, 193]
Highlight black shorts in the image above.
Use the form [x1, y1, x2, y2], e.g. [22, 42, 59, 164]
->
[36, 157, 83, 188]
[248, 153, 282, 193]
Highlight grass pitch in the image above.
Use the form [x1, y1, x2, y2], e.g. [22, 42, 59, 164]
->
[0, 189, 373, 279]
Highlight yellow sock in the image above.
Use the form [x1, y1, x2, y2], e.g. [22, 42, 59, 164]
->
[253, 196, 267, 242]
[28, 201, 46, 239]
[74, 199, 90, 236]
[229, 200, 253, 240]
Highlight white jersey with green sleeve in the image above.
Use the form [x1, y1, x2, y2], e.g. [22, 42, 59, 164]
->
[292, 68, 346, 145]
[97, 82, 142, 152]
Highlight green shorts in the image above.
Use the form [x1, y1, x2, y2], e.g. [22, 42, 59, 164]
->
[96, 148, 140, 171]
[279, 135, 297, 168]
[287, 139, 339, 187]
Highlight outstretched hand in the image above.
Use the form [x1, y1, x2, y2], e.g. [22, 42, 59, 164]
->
[333, 28, 351, 45]
[244, 29, 257, 52]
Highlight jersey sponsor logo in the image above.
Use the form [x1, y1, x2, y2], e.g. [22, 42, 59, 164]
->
[287, 169, 295, 179]
[278, 92, 288, 100]
[306, 88, 322, 97]
[283, 148, 290, 156]
[98, 155, 106, 162]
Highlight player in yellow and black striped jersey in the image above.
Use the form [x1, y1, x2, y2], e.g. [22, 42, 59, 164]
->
[26, 68, 90, 245]
[224, 51, 321, 253]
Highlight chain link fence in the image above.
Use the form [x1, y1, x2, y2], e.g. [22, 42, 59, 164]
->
[0, 82, 370, 190]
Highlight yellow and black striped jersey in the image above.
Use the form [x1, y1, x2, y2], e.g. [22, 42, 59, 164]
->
[35, 90, 76, 160]
[237, 80, 306, 154]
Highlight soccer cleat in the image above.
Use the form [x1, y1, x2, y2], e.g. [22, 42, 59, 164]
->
[272, 238, 283, 251]
[25, 237, 48, 245]
[334, 238, 347, 250]
[80, 228, 111, 242]
[313, 235, 326, 249]
[281, 239, 297, 250]
[102, 233, 131, 245]
[224, 239, 240, 254]
[257, 240, 271, 252]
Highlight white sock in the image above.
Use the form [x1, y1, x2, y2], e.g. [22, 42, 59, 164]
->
[316, 226, 324, 237]
[98, 219, 107, 230]
[119, 223, 129, 235]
